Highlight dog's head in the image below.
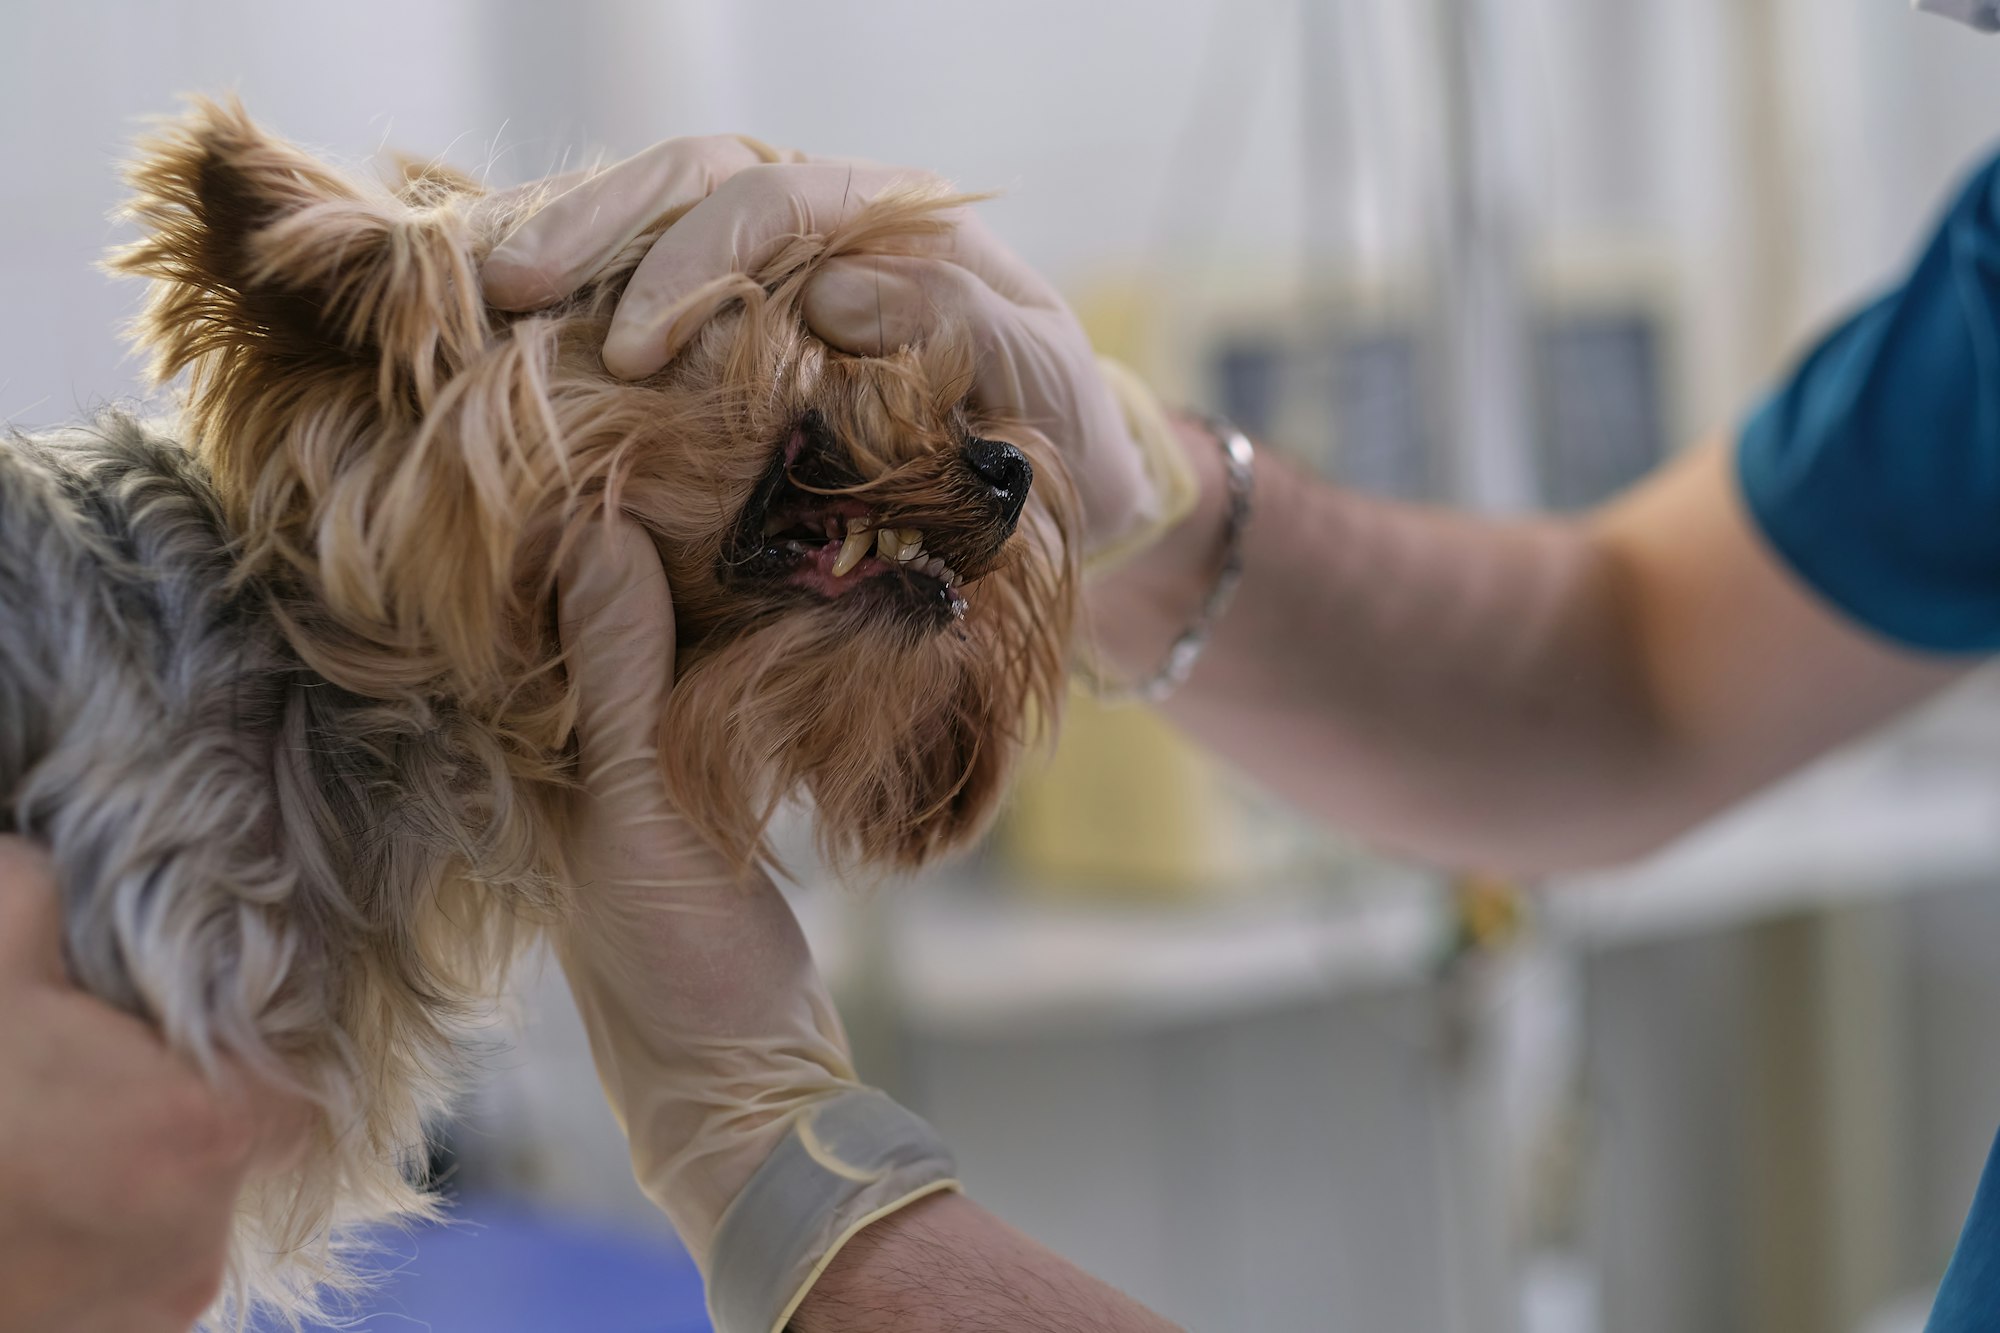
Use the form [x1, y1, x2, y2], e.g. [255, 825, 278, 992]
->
[112, 99, 1077, 873]
[642, 322, 1073, 871]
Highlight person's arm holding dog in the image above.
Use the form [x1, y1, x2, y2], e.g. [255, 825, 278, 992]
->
[787, 232, 1964, 876]
[0, 837, 307, 1333]
[554, 520, 1183, 1333]
[492, 140, 1964, 879]
[501, 139, 1984, 1331]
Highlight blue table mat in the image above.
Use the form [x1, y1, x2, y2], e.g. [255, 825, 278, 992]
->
[254, 1194, 710, 1332]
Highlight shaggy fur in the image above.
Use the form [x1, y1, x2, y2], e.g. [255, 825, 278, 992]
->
[114, 97, 1080, 871]
[0, 99, 1077, 1324]
[0, 419, 549, 1323]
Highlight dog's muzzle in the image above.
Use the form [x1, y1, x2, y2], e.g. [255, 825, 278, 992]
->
[724, 418, 1039, 626]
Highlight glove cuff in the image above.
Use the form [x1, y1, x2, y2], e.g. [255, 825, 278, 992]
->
[706, 1088, 961, 1333]
[1085, 356, 1200, 576]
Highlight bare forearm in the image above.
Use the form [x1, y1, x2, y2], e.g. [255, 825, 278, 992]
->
[1085, 423, 1962, 874]
[794, 1193, 1183, 1333]
[1084, 422, 1671, 871]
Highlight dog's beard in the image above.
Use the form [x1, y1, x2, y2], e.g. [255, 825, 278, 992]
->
[626, 325, 1077, 870]
[667, 440, 1071, 869]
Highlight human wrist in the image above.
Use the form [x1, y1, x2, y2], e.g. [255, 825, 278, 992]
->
[794, 1190, 1187, 1333]
[1082, 413, 1232, 683]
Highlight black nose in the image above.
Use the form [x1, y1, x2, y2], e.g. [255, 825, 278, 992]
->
[962, 438, 1033, 527]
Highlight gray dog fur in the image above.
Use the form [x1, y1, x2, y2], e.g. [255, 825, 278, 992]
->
[0, 415, 542, 1323]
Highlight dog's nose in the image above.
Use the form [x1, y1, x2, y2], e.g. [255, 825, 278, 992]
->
[962, 438, 1033, 527]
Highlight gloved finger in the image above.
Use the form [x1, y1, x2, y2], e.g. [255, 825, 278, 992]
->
[601, 161, 940, 380]
[809, 255, 1153, 545]
[483, 134, 797, 311]
[556, 516, 677, 775]
[802, 252, 976, 356]
[0, 834, 65, 985]
[914, 208, 1068, 312]
[802, 253, 1046, 421]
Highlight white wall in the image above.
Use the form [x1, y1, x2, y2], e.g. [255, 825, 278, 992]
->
[8, 0, 2000, 431]
[1, 0, 1310, 426]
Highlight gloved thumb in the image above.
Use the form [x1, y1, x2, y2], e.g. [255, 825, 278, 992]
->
[557, 517, 677, 775]
[801, 252, 1007, 360]
[804, 253, 1061, 451]
[0, 835, 67, 987]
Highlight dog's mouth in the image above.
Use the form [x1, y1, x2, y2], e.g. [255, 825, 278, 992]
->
[724, 414, 1033, 627]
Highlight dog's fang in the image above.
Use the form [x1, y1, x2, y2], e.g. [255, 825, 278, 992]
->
[831, 526, 872, 578]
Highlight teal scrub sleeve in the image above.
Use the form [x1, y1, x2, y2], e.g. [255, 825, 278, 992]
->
[1737, 150, 2000, 654]
[1928, 1128, 2000, 1330]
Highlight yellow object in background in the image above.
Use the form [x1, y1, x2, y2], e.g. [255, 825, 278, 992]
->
[1000, 690, 1244, 899]
[1450, 872, 1528, 955]
[993, 281, 1245, 900]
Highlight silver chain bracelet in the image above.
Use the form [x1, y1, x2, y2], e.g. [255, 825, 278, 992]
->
[1108, 411, 1255, 705]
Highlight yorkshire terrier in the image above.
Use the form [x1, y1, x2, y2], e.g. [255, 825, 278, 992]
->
[0, 98, 1077, 1324]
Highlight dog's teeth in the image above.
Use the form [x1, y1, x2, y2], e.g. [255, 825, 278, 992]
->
[831, 524, 872, 578]
[920, 556, 945, 578]
[898, 527, 922, 547]
[875, 527, 900, 559]
[941, 565, 960, 586]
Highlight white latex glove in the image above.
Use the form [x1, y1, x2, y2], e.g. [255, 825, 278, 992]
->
[483, 137, 1192, 562]
[552, 519, 958, 1333]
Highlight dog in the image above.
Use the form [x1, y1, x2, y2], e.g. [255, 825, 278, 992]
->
[116, 98, 1079, 873]
[0, 99, 1078, 1325]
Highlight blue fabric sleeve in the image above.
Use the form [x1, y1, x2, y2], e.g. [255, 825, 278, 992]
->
[1928, 1126, 2000, 1330]
[1737, 151, 2000, 654]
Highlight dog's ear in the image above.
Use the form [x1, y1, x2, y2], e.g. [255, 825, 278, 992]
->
[106, 99, 556, 711]
[110, 96, 488, 417]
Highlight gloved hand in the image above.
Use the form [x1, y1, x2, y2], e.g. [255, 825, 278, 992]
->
[552, 518, 959, 1333]
[483, 136, 1194, 563]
